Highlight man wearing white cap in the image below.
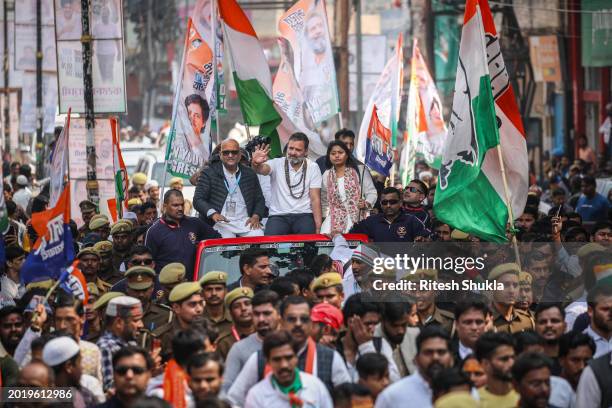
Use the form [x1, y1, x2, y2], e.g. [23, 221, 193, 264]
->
[145, 180, 160, 208]
[12, 175, 32, 212]
[327, 231, 379, 299]
[96, 296, 144, 391]
[42, 336, 101, 406]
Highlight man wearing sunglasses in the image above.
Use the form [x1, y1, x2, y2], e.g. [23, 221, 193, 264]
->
[194, 138, 267, 238]
[228, 296, 350, 406]
[403, 179, 431, 228]
[99, 346, 153, 408]
[350, 187, 433, 242]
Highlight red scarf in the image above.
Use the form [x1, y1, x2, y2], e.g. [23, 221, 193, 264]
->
[162, 359, 187, 408]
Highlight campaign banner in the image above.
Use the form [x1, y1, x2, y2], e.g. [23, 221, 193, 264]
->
[56, 40, 126, 113]
[165, 16, 214, 178]
[49, 111, 70, 207]
[54, 0, 126, 113]
[365, 105, 394, 177]
[273, 37, 327, 157]
[9, 92, 20, 151]
[277, 0, 339, 125]
[68, 118, 115, 180]
[71, 179, 115, 227]
[15, 0, 54, 25]
[14, 25, 57, 72]
[21, 185, 75, 285]
[19, 72, 58, 134]
[0, 21, 24, 87]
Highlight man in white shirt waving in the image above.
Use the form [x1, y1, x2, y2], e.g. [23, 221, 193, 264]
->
[251, 133, 322, 235]
[245, 330, 333, 408]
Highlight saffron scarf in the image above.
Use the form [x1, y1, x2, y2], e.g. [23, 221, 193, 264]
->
[162, 359, 187, 408]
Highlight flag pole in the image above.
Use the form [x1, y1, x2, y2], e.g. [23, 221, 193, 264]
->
[212, 0, 222, 146]
[495, 144, 522, 269]
[30, 278, 61, 324]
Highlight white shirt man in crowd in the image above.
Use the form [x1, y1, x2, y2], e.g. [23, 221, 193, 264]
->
[244, 330, 333, 408]
[251, 132, 322, 235]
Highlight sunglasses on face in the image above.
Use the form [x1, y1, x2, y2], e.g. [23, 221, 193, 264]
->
[286, 315, 311, 324]
[406, 186, 424, 194]
[132, 259, 153, 266]
[380, 199, 400, 206]
[221, 150, 240, 156]
[115, 365, 147, 375]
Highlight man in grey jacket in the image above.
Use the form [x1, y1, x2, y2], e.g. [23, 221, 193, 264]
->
[193, 139, 267, 238]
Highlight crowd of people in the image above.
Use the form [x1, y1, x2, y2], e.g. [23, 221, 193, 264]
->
[0, 126, 611, 407]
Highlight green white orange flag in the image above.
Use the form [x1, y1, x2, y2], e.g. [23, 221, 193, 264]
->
[112, 117, 128, 221]
[400, 39, 447, 186]
[219, 0, 283, 157]
[356, 34, 403, 164]
[433, 0, 528, 242]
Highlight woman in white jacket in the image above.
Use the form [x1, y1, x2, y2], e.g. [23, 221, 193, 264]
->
[321, 141, 377, 233]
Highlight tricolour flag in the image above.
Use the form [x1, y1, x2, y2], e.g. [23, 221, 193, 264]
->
[356, 34, 403, 164]
[112, 117, 127, 220]
[21, 184, 75, 284]
[433, 0, 528, 242]
[219, 0, 283, 157]
[400, 39, 447, 186]
[49, 109, 70, 207]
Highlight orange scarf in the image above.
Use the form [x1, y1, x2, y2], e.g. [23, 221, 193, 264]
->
[162, 359, 187, 408]
[264, 337, 316, 377]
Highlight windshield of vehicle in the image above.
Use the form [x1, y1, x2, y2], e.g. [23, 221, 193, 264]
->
[198, 240, 364, 283]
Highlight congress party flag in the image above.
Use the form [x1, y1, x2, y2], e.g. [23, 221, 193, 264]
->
[49, 109, 70, 207]
[356, 34, 403, 164]
[58, 261, 90, 305]
[400, 39, 447, 186]
[364, 105, 394, 177]
[276, 0, 339, 128]
[166, 12, 215, 178]
[219, 0, 283, 157]
[112, 117, 127, 219]
[433, 0, 528, 242]
[21, 184, 75, 285]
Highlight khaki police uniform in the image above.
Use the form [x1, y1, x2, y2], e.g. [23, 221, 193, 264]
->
[110, 221, 133, 271]
[93, 241, 123, 285]
[157, 263, 187, 306]
[151, 282, 202, 362]
[489, 263, 535, 333]
[200, 271, 232, 340]
[215, 287, 254, 359]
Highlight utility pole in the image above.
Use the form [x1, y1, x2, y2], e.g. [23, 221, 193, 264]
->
[354, 0, 362, 127]
[334, 0, 349, 125]
[3, 0, 9, 154]
[80, 0, 99, 204]
[35, 0, 43, 179]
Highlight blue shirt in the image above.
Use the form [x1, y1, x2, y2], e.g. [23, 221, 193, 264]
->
[575, 193, 610, 222]
[144, 215, 221, 280]
[349, 211, 433, 242]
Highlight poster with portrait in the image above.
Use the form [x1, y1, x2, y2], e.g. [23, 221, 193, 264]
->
[90, 0, 122, 39]
[0, 21, 24, 87]
[165, 15, 214, 178]
[15, 0, 55, 25]
[67, 118, 115, 180]
[277, 0, 339, 125]
[54, 0, 126, 114]
[56, 40, 126, 113]
[14, 25, 57, 71]
[19, 72, 58, 134]
[54, 0, 82, 41]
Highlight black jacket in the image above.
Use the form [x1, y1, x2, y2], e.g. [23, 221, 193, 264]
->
[193, 160, 267, 221]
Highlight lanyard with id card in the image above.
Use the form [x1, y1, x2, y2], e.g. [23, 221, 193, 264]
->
[224, 171, 241, 218]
